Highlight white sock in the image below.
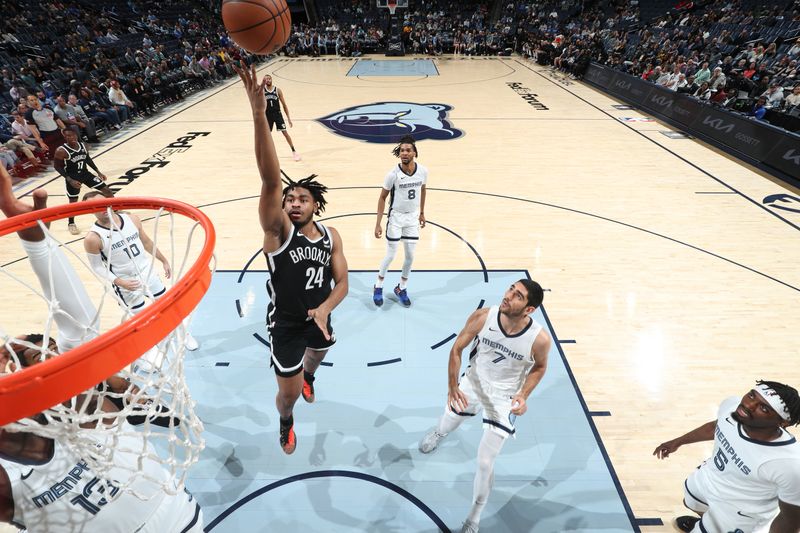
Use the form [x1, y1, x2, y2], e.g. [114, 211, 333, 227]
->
[436, 409, 464, 435]
[467, 430, 506, 524]
[399, 278, 408, 290]
[375, 276, 384, 289]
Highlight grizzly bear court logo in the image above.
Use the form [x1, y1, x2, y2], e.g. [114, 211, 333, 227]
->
[317, 102, 463, 143]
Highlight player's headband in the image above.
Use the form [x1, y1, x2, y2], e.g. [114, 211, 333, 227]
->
[755, 383, 791, 421]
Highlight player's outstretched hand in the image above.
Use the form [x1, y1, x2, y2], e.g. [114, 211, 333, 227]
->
[308, 306, 331, 341]
[374, 224, 382, 239]
[1, 165, 50, 242]
[448, 386, 468, 413]
[233, 61, 266, 115]
[510, 394, 527, 416]
[653, 438, 682, 459]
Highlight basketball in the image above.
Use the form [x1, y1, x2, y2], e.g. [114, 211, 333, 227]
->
[222, 0, 292, 55]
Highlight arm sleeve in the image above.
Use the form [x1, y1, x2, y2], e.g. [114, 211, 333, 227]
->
[87, 252, 117, 284]
[84, 154, 99, 172]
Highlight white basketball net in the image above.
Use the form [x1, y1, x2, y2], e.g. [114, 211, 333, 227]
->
[0, 205, 211, 501]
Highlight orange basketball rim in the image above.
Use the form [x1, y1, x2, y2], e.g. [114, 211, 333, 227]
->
[0, 197, 215, 426]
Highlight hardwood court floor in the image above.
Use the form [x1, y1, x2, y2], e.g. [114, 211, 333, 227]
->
[3, 55, 799, 531]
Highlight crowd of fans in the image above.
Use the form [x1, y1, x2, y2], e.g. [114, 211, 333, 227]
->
[0, 0, 258, 180]
[518, 0, 800, 130]
[2, 0, 798, 181]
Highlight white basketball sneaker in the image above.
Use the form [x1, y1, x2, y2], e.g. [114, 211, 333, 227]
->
[184, 333, 199, 351]
[419, 429, 446, 454]
[461, 519, 479, 533]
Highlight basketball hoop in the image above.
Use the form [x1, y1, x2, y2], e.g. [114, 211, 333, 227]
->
[0, 196, 215, 497]
[0, 197, 214, 425]
[387, 0, 397, 15]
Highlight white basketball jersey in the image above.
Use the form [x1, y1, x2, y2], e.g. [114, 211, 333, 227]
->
[694, 396, 800, 515]
[466, 306, 542, 395]
[0, 429, 171, 532]
[383, 162, 427, 215]
[89, 213, 153, 279]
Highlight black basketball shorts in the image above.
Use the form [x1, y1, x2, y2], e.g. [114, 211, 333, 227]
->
[266, 112, 287, 132]
[65, 171, 107, 199]
[267, 315, 335, 377]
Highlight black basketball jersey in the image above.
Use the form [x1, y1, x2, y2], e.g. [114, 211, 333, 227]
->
[266, 222, 333, 322]
[264, 86, 281, 115]
[61, 141, 89, 176]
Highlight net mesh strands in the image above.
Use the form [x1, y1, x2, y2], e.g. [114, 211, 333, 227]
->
[0, 198, 214, 500]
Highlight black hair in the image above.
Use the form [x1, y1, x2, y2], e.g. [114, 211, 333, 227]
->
[392, 135, 418, 158]
[757, 380, 800, 426]
[282, 174, 328, 216]
[518, 279, 544, 308]
[24, 333, 44, 346]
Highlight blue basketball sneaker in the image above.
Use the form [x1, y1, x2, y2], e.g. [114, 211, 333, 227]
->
[373, 286, 383, 306]
[394, 285, 411, 307]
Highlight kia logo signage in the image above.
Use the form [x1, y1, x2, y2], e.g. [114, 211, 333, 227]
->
[783, 149, 800, 166]
[650, 95, 673, 108]
[701, 116, 735, 134]
[614, 80, 632, 91]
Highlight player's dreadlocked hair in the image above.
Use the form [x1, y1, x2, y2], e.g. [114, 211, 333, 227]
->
[282, 174, 328, 215]
[392, 135, 418, 158]
[757, 380, 800, 426]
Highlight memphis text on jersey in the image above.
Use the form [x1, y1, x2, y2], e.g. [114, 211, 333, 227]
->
[715, 424, 752, 475]
[110, 229, 141, 252]
[288, 245, 331, 266]
[398, 180, 423, 190]
[481, 337, 527, 361]
[32, 459, 121, 514]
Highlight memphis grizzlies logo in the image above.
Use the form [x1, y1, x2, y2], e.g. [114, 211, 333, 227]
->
[316, 102, 463, 143]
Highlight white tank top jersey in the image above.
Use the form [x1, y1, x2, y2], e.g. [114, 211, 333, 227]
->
[383, 162, 428, 215]
[694, 396, 800, 515]
[0, 428, 172, 532]
[89, 213, 154, 279]
[466, 306, 543, 395]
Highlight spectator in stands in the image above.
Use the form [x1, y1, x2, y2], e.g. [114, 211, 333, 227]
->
[694, 81, 712, 100]
[126, 76, 155, 116]
[67, 94, 104, 137]
[694, 62, 711, 84]
[709, 67, 726, 92]
[78, 87, 122, 130]
[785, 85, 800, 109]
[107, 80, 135, 121]
[678, 75, 699, 95]
[10, 110, 48, 154]
[763, 84, 785, 109]
[0, 130, 38, 169]
[54, 96, 98, 143]
[750, 96, 768, 121]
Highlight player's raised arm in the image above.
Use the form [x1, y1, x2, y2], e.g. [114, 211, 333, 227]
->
[234, 61, 288, 241]
[0, 165, 49, 242]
